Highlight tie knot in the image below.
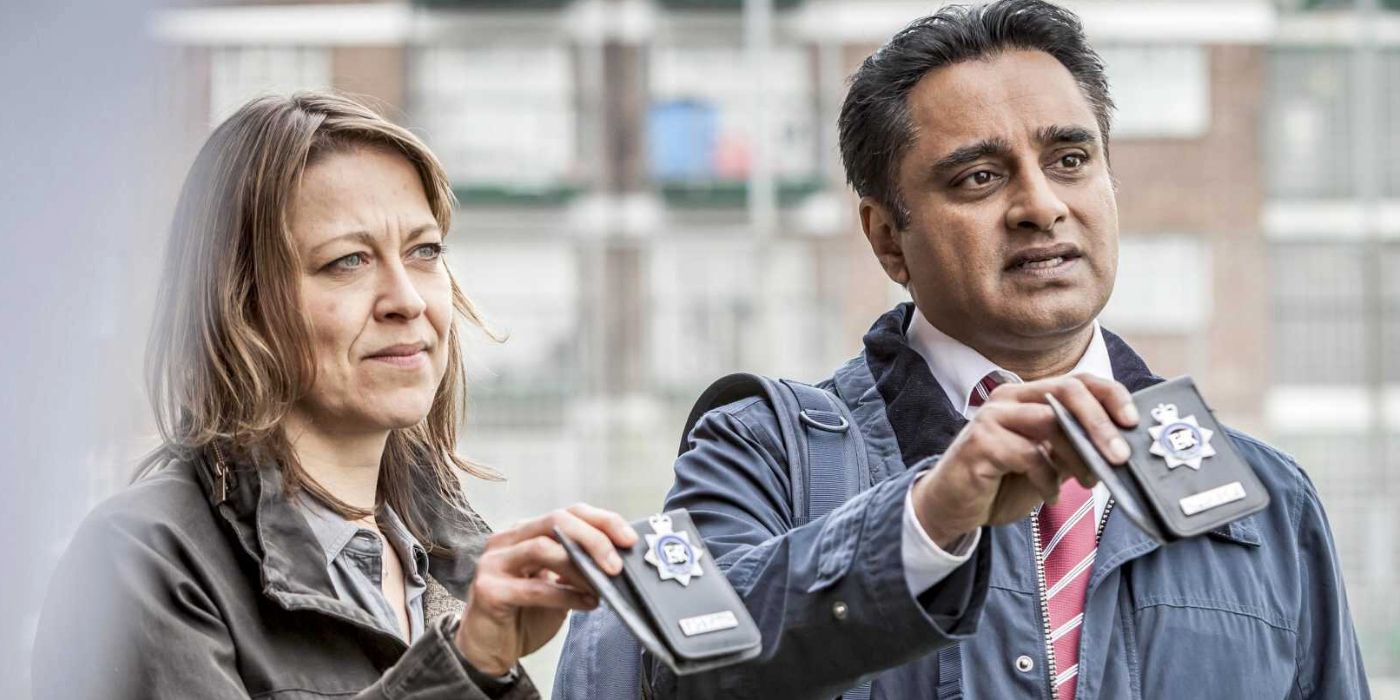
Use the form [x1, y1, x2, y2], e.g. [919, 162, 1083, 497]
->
[967, 372, 1004, 409]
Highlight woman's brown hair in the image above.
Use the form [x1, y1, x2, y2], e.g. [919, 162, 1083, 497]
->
[143, 91, 498, 549]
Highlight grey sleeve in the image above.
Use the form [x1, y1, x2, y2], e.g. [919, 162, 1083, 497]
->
[32, 515, 250, 700]
[32, 513, 536, 700]
[359, 615, 539, 700]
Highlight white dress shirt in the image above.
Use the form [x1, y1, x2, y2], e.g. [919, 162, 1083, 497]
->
[900, 307, 1112, 596]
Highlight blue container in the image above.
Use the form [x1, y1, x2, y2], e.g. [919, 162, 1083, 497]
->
[648, 99, 718, 181]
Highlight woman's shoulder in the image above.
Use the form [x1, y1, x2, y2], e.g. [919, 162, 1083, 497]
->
[71, 459, 224, 560]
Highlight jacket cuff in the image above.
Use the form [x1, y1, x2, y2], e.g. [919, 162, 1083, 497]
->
[863, 461, 991, 641]
[378, 614, 537, 700]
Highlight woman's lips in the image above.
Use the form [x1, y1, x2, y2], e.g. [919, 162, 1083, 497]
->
[365, 348, 428, 367]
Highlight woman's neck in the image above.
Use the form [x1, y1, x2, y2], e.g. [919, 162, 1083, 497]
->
[282, 409, 388, 511]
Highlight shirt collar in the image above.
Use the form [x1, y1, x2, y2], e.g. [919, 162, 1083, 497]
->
[295, 494, 428, 579]
[906, 306, 1112, 418]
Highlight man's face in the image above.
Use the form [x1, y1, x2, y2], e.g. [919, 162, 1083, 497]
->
[863, 49, 1118, 355]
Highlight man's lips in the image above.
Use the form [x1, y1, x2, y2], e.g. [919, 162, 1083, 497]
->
[1004, 243, 1083, 272]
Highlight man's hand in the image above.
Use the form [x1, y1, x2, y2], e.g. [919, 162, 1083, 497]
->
[911, 374, 1139, 550]
[455, 503, 637, 677]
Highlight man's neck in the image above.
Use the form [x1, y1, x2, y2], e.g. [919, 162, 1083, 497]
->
[985, 324, 1096, 382]
[282, 409, 388, 510]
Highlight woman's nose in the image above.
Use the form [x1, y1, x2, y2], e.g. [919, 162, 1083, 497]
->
[374, 261, 428, 321]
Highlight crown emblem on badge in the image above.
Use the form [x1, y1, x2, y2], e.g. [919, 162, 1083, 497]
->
[1147, 402, 1216, 470]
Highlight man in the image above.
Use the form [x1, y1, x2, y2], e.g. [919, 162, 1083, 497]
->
[557, 1, 1368, 697]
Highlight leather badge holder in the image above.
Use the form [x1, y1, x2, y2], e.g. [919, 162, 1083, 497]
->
[555, 508, 762, 675]
[1046, 376, 1269, 543]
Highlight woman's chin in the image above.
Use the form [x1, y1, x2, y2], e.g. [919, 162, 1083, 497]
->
[359, 397, 436, 431]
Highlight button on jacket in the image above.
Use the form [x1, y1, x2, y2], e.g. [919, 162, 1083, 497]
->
[614, 303, 1368, 699]
[32, 452, 538, 699]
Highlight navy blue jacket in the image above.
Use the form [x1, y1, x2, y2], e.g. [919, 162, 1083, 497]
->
[560, 304, 1368, 699]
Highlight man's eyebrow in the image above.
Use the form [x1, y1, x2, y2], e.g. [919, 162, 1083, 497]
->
[309, 223, 441, 257]
[1036, 124, 1098, 147]
[932, 137, 1013, 175]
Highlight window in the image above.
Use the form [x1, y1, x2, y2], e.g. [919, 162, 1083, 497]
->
[1101, 235, 1212, 333]
[1098, 45, 1210, 139]
[1267, 48, 1355, 198]
[1269, 241, 1400, 383]
[208, 46, 330, 124]
[648, 237, 831, 387]
[411, 45, 577, 195]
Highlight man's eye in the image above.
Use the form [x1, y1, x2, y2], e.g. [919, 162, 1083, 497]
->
[1059, 153, 1087, 169]
[329, 253, 367, 270]
[960, 170, 999, 188]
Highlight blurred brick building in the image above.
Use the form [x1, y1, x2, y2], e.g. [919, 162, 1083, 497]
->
[143, 0, 1400, 688]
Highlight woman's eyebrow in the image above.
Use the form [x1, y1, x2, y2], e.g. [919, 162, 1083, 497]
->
[309, 224, 441, 256]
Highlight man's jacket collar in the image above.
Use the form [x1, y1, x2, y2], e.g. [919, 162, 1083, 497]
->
[859, 302, 1164, 470]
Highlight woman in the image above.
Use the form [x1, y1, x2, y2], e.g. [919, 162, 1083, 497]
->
[32, 92, 635, 699]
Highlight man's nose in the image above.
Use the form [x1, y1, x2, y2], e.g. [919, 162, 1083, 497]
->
[373, 260, 428, 321]
[1004, 169, 1069, 233]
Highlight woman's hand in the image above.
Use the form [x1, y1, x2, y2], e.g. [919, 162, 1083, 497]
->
[455, 503, 637, 677]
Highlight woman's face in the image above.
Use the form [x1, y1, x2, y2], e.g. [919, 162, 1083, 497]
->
[285, 145, 453, 435]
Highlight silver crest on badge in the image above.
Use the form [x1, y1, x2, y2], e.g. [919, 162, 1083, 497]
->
[644, 514, 704, 586]
[1147, 403, 1216, 470]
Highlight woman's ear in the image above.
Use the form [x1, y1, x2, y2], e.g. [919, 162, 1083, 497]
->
[858, 196, 911, 287]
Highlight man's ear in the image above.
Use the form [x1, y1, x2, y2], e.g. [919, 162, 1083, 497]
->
[858, 196, 910, 286]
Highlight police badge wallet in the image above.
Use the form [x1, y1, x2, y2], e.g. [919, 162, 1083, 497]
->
[1045, 376, 1270, 543]
[555, 508, 762, 675]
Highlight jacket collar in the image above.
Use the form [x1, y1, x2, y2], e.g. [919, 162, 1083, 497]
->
[861, 302, 1165, 469]
[192, 448, 488, 615]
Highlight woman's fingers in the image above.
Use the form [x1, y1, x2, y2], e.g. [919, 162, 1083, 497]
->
[486, 504, 635, 576]
[566, 503, 639, 548]
[486, 575, 598, 612]
[491, 535, 574, 577]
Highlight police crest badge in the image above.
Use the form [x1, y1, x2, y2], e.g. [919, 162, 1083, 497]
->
[1045, 376, 1270, 543]
[644, 514, 704, 586]
[554, 508, 761, 675]
[1147, 403, 1216, 470]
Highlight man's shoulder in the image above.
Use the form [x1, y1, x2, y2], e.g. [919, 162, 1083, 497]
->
[1223, 427, 1331, 532]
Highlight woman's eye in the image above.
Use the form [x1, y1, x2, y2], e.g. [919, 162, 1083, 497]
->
[411, 243, 443, 261]
[330, 253, 367, 271]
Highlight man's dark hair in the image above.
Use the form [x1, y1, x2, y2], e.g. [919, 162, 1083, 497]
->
[838, 0, 1114, 229]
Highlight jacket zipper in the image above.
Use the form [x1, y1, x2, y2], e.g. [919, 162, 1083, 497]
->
[1031, 498, 1115, 700]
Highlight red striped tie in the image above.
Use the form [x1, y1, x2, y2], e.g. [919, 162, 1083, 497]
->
[1038, 481, 1096, 699]
[966, 372, 1003, 409]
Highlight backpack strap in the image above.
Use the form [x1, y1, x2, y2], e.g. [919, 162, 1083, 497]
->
[681, 374, 873, 699]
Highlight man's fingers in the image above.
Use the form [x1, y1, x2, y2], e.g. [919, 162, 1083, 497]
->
[1074, 373, 1139, 428]
[984, 422, 1062, 504]
[975, 402, 1059, 442]
[1047, 378, 1131, 465]
[1043, 437, 1098, 488]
